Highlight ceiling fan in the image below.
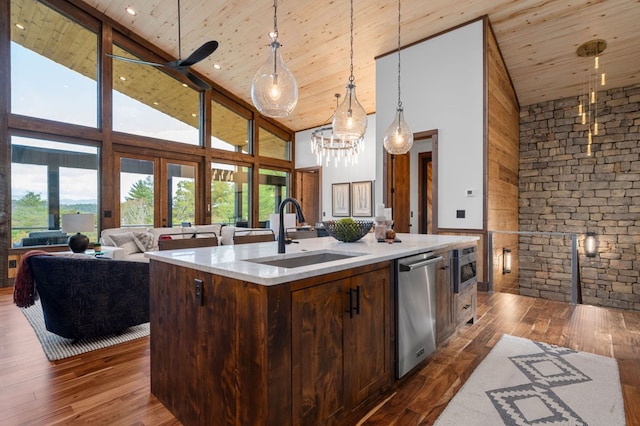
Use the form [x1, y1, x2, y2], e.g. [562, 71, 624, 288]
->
[107, 0, 218, 90]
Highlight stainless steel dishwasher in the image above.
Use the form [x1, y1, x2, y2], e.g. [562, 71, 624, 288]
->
[396, 252, 443, 378]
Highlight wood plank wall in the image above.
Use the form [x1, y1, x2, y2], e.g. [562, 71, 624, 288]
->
[485, 20, 520, 293]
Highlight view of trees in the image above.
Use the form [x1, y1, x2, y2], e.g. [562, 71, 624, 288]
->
[121, 176, 154, 227]
[12, 172, 287, 246]
[11, 191, 97, 246]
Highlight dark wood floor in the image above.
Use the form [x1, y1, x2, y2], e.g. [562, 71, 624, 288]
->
[1, 287, 639, 425]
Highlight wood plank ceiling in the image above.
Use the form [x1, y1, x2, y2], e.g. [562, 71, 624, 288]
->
[17, 0, 640, 133]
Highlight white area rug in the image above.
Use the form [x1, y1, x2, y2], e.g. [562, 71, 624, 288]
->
[21, 299, 149, 361]
[435, 334, 626, 425]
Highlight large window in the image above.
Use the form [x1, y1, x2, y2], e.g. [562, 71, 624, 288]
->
[211, 162, 251, 226]
[10, 0, 98, 127]
[258, 168, 289, 224]
[112, 44, 201, 145]
[212, 100, 250, 153]
[11, 137, 99, 247]
[259, 127, 290, 160]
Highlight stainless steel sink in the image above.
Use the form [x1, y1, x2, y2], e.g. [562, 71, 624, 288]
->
[247, 251, 360, 269]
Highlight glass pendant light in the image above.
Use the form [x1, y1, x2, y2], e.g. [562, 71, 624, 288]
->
[383, 0, 413, 154]
[332, 0, 367, 141]
[251, 0, 298, 118]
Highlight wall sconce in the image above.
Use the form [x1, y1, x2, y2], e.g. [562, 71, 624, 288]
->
[502, 248, 512, 274]
[585, 232, 597, 257]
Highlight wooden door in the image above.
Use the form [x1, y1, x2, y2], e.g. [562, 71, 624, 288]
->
[345, 267, 391, 407]
[115, 154, 199, 228]
[419, 152, 433, 234]
[295, 167, 320, 226]
[387, 153, 411, 232]
[292, 279, 347, 425]
[385, 130, 439, 235]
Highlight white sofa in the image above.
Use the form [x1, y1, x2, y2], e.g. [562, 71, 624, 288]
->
[100, 224, 276, 262]
[100, 224, 223, 262]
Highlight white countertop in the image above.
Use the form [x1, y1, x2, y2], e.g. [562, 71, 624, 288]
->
[145, 233, 479, 286]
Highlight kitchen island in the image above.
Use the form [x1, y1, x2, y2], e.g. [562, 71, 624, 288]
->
[146, 233, 477, 425]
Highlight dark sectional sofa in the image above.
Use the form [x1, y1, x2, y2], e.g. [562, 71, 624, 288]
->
[28, 255, 150, 340]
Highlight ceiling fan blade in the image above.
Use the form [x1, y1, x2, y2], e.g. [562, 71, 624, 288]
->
[106, 53, 164, 67]
[178, 40, 219, 67]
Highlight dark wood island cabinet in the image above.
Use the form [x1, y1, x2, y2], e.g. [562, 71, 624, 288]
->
[149, 259, 393, 426]
[146, 233, 478, 425]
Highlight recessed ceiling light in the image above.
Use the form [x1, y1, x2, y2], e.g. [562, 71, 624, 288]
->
[153, 101, 159, 105]
[191, 113, 197, 117]
[15, 23, 25, 30]
[182, 83, 188, 87]
[213, 64, 222, 70]
[119, 76, 126, 81]
[125, 6, 137, 16]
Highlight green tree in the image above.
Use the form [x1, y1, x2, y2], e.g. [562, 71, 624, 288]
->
[172, 179, 195, 225]
[121, 176, 154, 226]
[11, 191, 48, 244]
[126, 176, 154, 202]
[211, 181, 233, 223]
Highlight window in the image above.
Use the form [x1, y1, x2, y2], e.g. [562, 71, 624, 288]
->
[211, 162, 251, 226]
[120, 158, 155, 228]
[258, 168, 289, 225]
[11, 137, 99, 247]
[166, 162, 196, 227]
[10, 0, 98, 127]
[259, 126, 290, 160]
[112, 44, 200, 145]
[212, 100, 250, 153]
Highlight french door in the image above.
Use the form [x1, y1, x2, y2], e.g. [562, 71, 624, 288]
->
[116, 153, 198, 228]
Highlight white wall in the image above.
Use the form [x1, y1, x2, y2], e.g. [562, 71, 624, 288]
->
[295, 20, 485, 230]
[376, 20, 484, 230]
[295, 114, 377, 221]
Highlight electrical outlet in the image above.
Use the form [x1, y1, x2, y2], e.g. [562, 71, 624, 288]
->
[194, 279, 203, 306]
[456, 210, 465, 218]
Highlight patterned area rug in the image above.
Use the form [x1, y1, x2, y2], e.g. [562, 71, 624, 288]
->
[435, 334, 626, 425]
[21, 299, 150, 361]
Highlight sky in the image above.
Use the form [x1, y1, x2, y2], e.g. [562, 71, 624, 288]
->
[10, 41, 230, 202]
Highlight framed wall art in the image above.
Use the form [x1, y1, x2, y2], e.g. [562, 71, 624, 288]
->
[332, 183, 351, 217]
[351, 180, 373, 217]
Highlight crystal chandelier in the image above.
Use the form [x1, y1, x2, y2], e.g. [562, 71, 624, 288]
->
[311, 94, 364, 167]
[383, 0, 413, 155]
[251, 0, 298, 118]
[332, 0, 367, 141]
[577, 39, 606, 157]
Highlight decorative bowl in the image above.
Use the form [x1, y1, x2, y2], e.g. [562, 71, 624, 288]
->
[322, 220, 374, 242]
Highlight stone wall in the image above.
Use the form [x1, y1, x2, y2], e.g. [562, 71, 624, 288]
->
[519, 83, 640, 311]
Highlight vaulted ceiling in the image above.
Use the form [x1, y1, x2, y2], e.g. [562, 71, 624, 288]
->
[80, 0, 640, 132]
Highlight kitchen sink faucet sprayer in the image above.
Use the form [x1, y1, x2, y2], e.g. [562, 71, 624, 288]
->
[278, 198, 306, 253]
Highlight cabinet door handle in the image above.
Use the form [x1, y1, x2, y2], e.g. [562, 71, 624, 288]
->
[346, 288, 354, 318]
[354, 285, 360, 316]
[346, 286, 361, 318]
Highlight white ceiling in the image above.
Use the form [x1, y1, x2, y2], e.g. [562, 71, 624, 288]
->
[82, 0, 640, 132]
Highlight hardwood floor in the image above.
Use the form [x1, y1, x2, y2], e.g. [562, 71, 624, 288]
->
[1, 287, 639, 425]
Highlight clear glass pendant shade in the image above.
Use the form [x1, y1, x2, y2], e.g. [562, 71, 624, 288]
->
[383, 108, 413, 154]
[332, 83, 367, 140]
[251, 40, 298, 118]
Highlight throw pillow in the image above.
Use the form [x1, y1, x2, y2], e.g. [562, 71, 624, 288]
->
[108, 232, 141, 255]
[133, 231, 154, 252]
